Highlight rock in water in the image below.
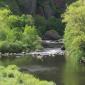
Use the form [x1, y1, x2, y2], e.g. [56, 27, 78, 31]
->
[43, 30, 61, 40]
[61, 46, 65, 50]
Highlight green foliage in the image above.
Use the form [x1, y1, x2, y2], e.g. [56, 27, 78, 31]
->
[0, 29, 7, 41]
[0, 8, 41, 53]
[23, 26, 42, 51]
[34, 15, 64, 36]
[8, 14, 34, 29]
[64, 0, 85, 63]
[0, 41, 23, 53]
[9, 41, 24, 53]
[65, 0, 77, 5]
[47, 16, 64, 36]
[0, 8, 10, 29]
[34, 15, 47, 36]
[0, 65, 55, 85]
[0, 41, 10, 53]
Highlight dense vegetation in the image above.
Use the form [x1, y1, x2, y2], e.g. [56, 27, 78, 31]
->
[0, 65, 55, 85]
[0, 0, 65, 36]
[64, 0, 85, 63]
[0, 0, 78, 53]
[0, 0, 68, 53]
[0, 0, 85, 85]
[0, 8, 42, 53]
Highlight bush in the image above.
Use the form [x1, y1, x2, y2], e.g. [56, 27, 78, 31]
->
[0, 8, 42, 53]
[34, 15, 64, 36]
[0, 29, 7, 41]
[0, 65, 55, 85]
[47, 16, 64, 36]
[0, 8, 16, 42]
[0, 41, 23, 53]
[8, 14, 34, 29]
[0, 41, 10, 53]
[65, 0, 77, 5]
[34, 15, 47, 36]
[9, 41, 24, 53]
[22, 26, 42, 51]
[64, 0, 85, 63]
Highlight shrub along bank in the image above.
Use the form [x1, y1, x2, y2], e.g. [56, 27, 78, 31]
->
[64, 0, 85, 63]
[0, 8, 42, 53]
[0, 65, 55, 85]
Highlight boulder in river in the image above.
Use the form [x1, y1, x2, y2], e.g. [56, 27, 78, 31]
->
[80, 57, 85, 64]
[61, 45, 65, 50]
[43, 30, 61, 40]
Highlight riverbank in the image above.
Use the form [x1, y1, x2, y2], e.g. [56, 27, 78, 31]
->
[0, 39, 65, 58]
[0, 65, 55, 85]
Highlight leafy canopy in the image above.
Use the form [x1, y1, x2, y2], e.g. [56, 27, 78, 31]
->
[64, 0, 85, 63]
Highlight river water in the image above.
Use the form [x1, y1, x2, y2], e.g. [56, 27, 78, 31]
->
[0, 55, 85, 85]
[0, 40, 85, 85]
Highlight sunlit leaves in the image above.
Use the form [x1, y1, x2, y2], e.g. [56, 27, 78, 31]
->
[0, 8, 41, 52]
[64, 0, 85, 63]
[0, 65, 55, 85]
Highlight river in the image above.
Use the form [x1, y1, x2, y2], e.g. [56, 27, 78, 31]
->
[0, 40, 85, 85]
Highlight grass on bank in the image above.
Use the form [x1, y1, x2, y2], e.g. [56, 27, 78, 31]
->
[0, 65, 55, 85]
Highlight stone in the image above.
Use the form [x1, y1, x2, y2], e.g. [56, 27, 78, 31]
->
[43, 30, 61, 40]
[61, 45, 65, 50]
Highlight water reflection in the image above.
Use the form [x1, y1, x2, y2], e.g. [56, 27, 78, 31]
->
[63, 62, 85, 85]
[0, 55, 85, 85]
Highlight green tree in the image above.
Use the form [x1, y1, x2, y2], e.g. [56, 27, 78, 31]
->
[34, 15, 47, 36]
[64, 0, 85, 63]
[47, 16, 64, 36]
[0, 8, 41, 53]
[22, 26, 42, 51]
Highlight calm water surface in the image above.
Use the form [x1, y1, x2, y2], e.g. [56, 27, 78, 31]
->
[0, 55, 85, 85]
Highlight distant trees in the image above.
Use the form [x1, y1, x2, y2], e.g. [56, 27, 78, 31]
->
[64, 0, 85, 63]
[22, 26, 42, 51]
[34, 15, 64, 36]
[65, 0, 77, 5]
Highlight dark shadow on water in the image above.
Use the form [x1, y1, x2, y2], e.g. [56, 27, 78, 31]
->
[0, 55, 85, 85]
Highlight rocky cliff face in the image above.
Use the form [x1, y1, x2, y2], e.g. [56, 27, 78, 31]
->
[36, 0, 65, 18]
[2, 0, 65, 17]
